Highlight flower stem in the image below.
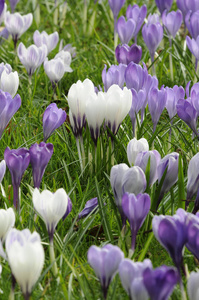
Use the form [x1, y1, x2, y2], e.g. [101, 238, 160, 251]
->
[80, 136, 85, 169]
[76, 138, 83, 172]
[169, 39, 173, 81]
[9, 274, 16, 300]
[49, 239, 58, 277]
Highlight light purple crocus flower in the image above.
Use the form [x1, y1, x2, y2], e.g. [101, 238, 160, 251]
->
[108, 0, 125, 19]
[152, 208, 189, 271]
[116, 16, 136, 44]
[78, 197, 98, 219]
[0, 160, 6, 184]
[185, 11, 199, 40]
[29, 142, 53, 189]
[143, 265, 179, 300]
[119, 259, 152, 300]
[5, 12, 32, 48]
[87, 244, 124, 299]
[176, 0, 187, 22]
[129, 89, 146, 135]
[115, 44, 142, 65]
[176, 98, 198, 136]
[9, 0, 20, 13]
[44, 58, 65, 84]
[62, 197, 72, 220]
[186, 153, 199, 201]
[186, 214, 199, 258]
[165, 85, 185, 121]
[0, 90, 21, 139]
[17, 43, 47, 77]
[122, 166, 147, 196]
[43, 103, 66, 142]
[185, 0, 199, 12]
[4, 147, 30, 209]
[126, 4, 147, 44]
[155, 0, 173, 15]
[148, 87, 167, 132]
[142, 17, 163, 66]
[33, 30, 59, 55]
[0, 28, 9, 43]
[102, 64, 126, 92]
[135, 150, 161, 186]
[0, 0, 6, 26]
[122, 193, 150, 251]
[186, 36, 199, 70]
[162, 10, 182, 39]
[157, 152, 179, 208]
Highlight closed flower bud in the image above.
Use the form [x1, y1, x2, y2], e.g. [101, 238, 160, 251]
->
[155, 0, 173, 14]
[185, 11, 199, 39]
[126, 4, 147, 43]
[122, 166, 146, 195]
[108, 0, 125, 19]
[102, 64, 126, 92]
[0, 207, 15, 241]
[127, 137, 149, 166]
[0, 69, 19, 97]
[0, 160, 6, 184]
[188, 271, 199, 300]
[115, 44, 142, 65]
[162, 10, 182, 39]
[33, 30, 59, 55]
[116, 16, 136, 44]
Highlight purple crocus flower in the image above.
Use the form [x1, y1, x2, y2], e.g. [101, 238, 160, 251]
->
[108, 0, 125, 19]
[4, 147, 30, 209]
[43, 103, 67, 142]
[87, 244, 124, 299]
[115, 44, 142, 65]
[189, 82, 199, 115]
[119, 258, 152, 299]
[0, 90, 21, 139]
[126, 4, 147, 44]
[102, 64, 126, 92]
[176, 0, 187, 22]
[78, 197, 98, 219]
[29, 142, 53, 189]
[155, 0, 173, 15]
[135, 150, 161, 186]
[187, 271, 199, 300]
[122, 193, 150, 251]
[143, 265, 179, 300]
[17, 43, 47, 77]
[9, 0, 20, 13]
[157, 152, 179, 208]
[148, 87, 167, 132]
[0, 28, 9, 44]
[142, 18, 163, 64]
[165, 85, 185, 121]
[185, 11, 199, 40]
[185, 0, 199, 12]
[116, 16, 136, 44]
[0, 160, 6, 184]
[176, 98, 198, 136]
[162, 10, 183, 39]
[186, 214, 199, 259]
[62, 197, 72, 220]
[129, 88, 146, 135]
[152, 208, 189, 271]
[186, 36, 199, 62]
[186, 153, 199, 201]
[33, 30, 59, 55]
[0, 0, 6, 26]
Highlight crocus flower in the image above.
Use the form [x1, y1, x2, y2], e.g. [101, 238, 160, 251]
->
[176, 98, 198, 136]
[127, 137, 149, 166]
[0, 91, 21, 139]
[157, 152, 179, 207]
[62, 197, 72, 220]
[33, 30, 59, 55]
[67, 79, 95, 137]
[108, 0, 125, 19]
[5, 12, 33, 47]
[9, 0, 20, 13]
[155, 0, 173, 14]
[0, 69, 19, 97]
[33, 188, 69, 240]
[142, 18, 163, 63]
[186, 220, 199, 259]
[0, 1, 6, 25]
[78, 197, 98, 219]
[4, 147, 30, 209]
[0, 160, 6, 184]
[143, 265, 179, 300]
[105, 84, 132, 135]
[116, 16, 136, 44]
[122, 166, 147, 195]
[135, 150, 161, 186]
[17, 43, 47, 77]
[115, 44, 142, 65]
[185, 0, 199, 12]
[186, 36, 199, 62]
[186, 153, 199, 201]
[129, 89, 146, 135]
[110, 163, 129, 224]
[152, 209, 189, 271]
[119, 259, 152, 299]
[29, 142, 53, 189]
[148, 87, 167, 132]
[176, 0, 187, 21]
[102, 64, 126, 92]
[122, 193, 150, 251]
[187, 271, 199, 300]
[162, 10, 182, 39]
[54, 50, 73, 72]
[185, 11, 199, 40]
[189, 82, 199, 115]
[43, 103, 66, 142]
[0, 27, 9, 43]
[126, 4, 147, 43]
[0, 208, 15, 241]
[87, 244, 124, 298]
[44, 58, 66, 84]
[6, 228, 44, 300]
[165, 85, 185, 121]
[85, 91, 106, 145]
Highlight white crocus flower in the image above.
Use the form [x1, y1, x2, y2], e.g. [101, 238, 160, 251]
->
[187, 271, 199, 300]
[6, 229, 44, 298]
[0, 70, 19, 97]
[127, 138, 149, 166]
[0, 207, 15, 241]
